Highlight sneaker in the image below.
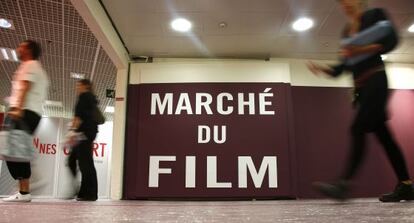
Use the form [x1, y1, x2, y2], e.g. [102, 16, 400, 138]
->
[379, 183, 414, 202]
[2, 192, 31, 202]
[313, 180, 349, 201]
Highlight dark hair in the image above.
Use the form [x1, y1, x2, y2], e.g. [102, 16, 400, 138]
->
[23, 40, 41, 60]
[78, 79, 93, 91]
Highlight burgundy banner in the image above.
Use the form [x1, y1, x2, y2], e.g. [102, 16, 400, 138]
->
[0, 113, 3, 126]
[124, 83, 296, 199]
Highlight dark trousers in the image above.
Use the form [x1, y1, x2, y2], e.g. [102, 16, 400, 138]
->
[5, 109, 40, 180]
[342, 72, 410, 182]
[68, 133, 98, 199]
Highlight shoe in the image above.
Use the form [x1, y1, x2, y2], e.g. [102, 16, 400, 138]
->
[2, 192, 31, 202]
[313, 180, 349, 201]
[76, 197, 97, 201]
[379, 183, 414, 202]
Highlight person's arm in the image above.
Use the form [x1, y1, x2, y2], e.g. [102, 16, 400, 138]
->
[67, 95, 86, 145]
[10, 62, 39, 118]
[307, 61, 345, 77]
[341, 8, 398, 58]
[72, 94, 88, 132]
[72, 93, 96, 131]
[340, 44, 383, 58]
[70, 116, 81, 131]
[374, 8, 399, 54]
[9, 80, 31, 118]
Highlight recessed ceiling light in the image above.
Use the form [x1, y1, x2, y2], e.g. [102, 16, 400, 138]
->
[70, 72, 85, 79]
[105, 106, 114, 113]
[408, 24, 414, 33]
[0, 18, 12, 29]
[218, 22, 227, 28]
[381, 55, 388, 60]
[11, 49, 18, 62]
[44, 100, 63, 107]
[1, 48, 9, 60]
[292, 17, 314, 32]
[171, 18, 192, 32]
[1, 48, 19, 62]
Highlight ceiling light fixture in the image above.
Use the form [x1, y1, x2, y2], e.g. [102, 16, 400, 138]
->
[1, 48, 9, 60]
[171, 18, 192, 32]
[292, 17, 314, 32]
[11, 49, 18, 62]
[105, 106, 115, 113]
[0, 18, 12, 29]
[218, 22, 227, 28]
[44, 100, 63, 107]
[408, 23, 414, 33]
[0, 48, 19, 62]
[70, 72, 85, 79]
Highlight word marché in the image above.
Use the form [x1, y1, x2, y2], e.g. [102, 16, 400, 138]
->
[151, 88, 276, 115]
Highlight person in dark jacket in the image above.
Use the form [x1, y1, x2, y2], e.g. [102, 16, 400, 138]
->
[307, 0, 413, 202]
[68, 79, 99, 201]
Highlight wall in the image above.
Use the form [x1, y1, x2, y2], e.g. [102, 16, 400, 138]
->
[130, 59, 290, 84]
[285, 58, 414, 89]
[0, 112, 3, 180]
[0, 112, 3, 126]
[110, 68, 128, 199]
[124, 58, 414, 199]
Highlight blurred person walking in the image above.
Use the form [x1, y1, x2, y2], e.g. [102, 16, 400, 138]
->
[67, 79, 101, 201]
[2, 40, 49, 202]
[308, 0, 413, 202]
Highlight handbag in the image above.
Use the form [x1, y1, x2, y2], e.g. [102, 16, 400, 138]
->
[93, 106, 105, 125]
[0, 120, 35, 162]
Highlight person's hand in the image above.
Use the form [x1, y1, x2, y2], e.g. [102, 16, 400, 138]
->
[68, 135, 76, 147]
[8, 108, 23, 120]
[64, 130, 77, 147]
[307, 61, 324, 76]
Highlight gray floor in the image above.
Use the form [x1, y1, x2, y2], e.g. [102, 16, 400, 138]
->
[0, 199, 413, 222]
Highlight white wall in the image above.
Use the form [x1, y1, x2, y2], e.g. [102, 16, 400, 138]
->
[110, 68, 128, 200]
[130, 59, 290, 84]
[279, 58, 354, 88]
[130, 58, 414, 89]
[386, 64, 414, 89]
[276, 58, 414, 89]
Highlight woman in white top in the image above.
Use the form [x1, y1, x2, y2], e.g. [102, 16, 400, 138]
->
[3, 40, 49, 202]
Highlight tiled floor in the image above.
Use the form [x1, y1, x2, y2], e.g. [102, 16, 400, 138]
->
[0, 199, 413, 222]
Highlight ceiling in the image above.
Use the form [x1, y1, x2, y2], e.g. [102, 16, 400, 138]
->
[1, 0, 413, 119]
[0, 0, 117, 120]
[102, 0, 414, 63]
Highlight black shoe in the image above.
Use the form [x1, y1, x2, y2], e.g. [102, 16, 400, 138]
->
[379, 183, 414, 202]
[313, 180, 349, 201]
[76, 197, 97, 201]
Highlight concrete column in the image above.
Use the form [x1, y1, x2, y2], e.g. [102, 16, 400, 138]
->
[110, 68, 128, 199]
